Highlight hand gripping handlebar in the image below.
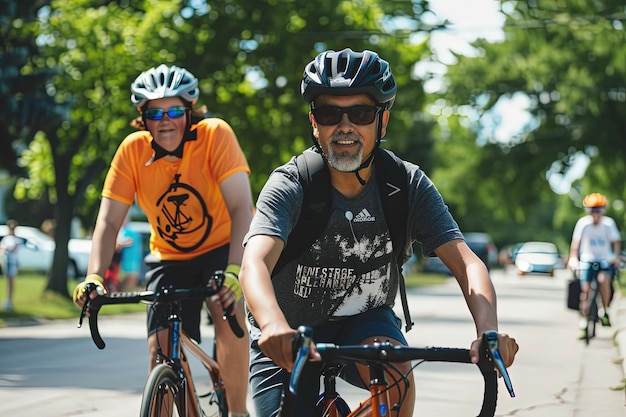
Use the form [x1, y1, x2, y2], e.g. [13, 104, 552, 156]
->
[78, 272, 244, 349]
[289, 326, 514, 417]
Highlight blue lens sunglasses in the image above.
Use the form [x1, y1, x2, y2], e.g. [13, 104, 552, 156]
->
[144, 106, 187, 121]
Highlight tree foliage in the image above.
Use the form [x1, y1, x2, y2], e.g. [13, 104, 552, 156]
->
[14, 0, 171, 294]
[156, 0, 434, 190]
[5, 0, 435, 296]
[0, 0, 58, 177]
[432, 0, 626, 247]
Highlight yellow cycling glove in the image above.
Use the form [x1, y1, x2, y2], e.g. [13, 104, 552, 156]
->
[72, 273, 107, 304]
[223, 264, 243, 302]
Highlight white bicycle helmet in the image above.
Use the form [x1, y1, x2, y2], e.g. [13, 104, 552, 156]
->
[301, 48, 397, 109]
[131, 64, 199, 107]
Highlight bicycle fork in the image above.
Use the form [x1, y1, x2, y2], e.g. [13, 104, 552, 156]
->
[317, 367, 351, 417]
[157, 312, 203, 417]
[318, 363, 393, 417]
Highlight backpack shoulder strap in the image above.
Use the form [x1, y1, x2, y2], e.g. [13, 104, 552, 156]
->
[375, 148, 408, 261]
[375, 148, 413, 332]
[272, 147, 331, 275]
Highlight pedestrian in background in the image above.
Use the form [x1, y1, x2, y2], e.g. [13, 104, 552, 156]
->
[1, 219, 21, 310]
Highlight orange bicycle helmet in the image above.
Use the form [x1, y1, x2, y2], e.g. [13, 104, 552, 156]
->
[582, 193, 607, 208]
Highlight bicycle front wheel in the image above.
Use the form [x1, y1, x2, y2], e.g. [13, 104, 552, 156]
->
[586, 294, 598, 345]
[140, 364, 186, 417]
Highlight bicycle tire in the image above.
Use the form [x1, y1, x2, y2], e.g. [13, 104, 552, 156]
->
[140, 364, 186, 417]
[211, 336, 229, 417]
[316, 392, 351, 417]
[587, 296, 598, 342]
[585, 283, 599, 345]
[211, 388, 229, 417]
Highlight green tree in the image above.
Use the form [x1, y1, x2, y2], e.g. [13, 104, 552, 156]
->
[17, 0, 165, 295]
[0, 0, 57, 177]
[432, 0, 626, 246]
[12, 0, 437, 297]
[146, 0, 437, 190]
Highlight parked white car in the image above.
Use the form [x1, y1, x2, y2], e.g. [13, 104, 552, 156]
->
[0, 225, 91, 278]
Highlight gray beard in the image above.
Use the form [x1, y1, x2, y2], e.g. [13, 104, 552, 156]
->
[326, 146, 363, 172]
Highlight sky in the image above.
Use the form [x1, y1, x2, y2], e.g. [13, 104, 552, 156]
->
[427, 0, 505, 63]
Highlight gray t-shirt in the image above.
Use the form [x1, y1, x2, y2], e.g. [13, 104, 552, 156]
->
[244, 154, 462, 334]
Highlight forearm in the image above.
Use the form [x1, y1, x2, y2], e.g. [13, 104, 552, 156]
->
[88, 221, 120, 277]
[458, 264, 499, 336]
[569, 240, 579, 260]
[87, 198, 129, 277]
[227, 204, 254, 265]
[240, 261, 288, 330]
[240, 235, 291, 331]
[220, 171, 254, 266]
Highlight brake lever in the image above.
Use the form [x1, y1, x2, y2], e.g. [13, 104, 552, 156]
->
[222, 302, 245, 338]
[210, 271, 245, 338]
[483, 330, 515, 397]
[289, 326, 313, 395]
[78, 302, 89, 328]
[77, 283, 105, 328]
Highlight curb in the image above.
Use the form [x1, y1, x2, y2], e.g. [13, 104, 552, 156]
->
[614, 301, 626, 380]
[611, 289, 626, 382]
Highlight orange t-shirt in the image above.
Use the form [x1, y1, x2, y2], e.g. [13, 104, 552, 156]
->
[102, 118, 250, 261]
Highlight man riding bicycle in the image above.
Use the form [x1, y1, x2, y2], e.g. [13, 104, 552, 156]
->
[568, 192, 621, 340]
[239, 48, 519, 417]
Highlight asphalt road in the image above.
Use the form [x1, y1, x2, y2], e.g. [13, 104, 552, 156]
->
[1, 267, 624, 416]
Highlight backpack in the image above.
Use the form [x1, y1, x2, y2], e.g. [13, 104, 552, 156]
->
[273, 146, 414, 331]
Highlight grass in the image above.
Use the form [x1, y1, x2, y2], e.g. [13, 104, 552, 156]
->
[3, 270, 625, 327]
[0, 271, 453, 326]
[0, 271, 452, 325]
[0, 273, 145, 326]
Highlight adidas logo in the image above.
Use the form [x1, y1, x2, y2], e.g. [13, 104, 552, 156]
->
[353, 208, 375, 222]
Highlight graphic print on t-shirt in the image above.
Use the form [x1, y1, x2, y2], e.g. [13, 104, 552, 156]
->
[276, 200, 395, 327]
[155, 173, 212, 252]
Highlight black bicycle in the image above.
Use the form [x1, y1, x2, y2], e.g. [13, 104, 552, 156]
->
[78, 271, 244, 417]
[579, 261, 613, 345]
[289, 326, 515, 417]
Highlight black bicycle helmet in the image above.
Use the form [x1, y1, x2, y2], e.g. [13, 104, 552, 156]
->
[131, 64, 199, 108]
[301, 48, 397, 109]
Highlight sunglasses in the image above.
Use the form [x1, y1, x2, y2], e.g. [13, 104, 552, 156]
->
[144, 106, 187, 121]
[311, 105, 382, 126]
[590, 207, 604, 213]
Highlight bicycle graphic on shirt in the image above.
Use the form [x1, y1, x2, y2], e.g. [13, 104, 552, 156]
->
[156, 174, 212, 252]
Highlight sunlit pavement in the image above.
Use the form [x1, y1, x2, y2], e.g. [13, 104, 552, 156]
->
[1, 267, 624, 416]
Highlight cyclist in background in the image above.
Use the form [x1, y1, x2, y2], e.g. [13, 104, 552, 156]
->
[239, 48, 519, 417]
[73, 64, 253, 417]
[568, 192, 621, 339]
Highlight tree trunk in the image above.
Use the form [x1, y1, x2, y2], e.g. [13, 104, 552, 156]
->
[44, 201, 74, 297]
